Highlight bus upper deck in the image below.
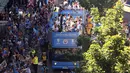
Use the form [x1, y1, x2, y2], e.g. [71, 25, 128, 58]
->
[49, 9, 85, 34]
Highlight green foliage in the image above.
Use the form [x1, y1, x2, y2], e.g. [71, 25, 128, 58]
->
[78, 0, 117, 12]
[91, 0, 124, 37]
[77, 35, 91, 52]
[78, 0, 130, 73]
[80, 35, 130, 73]
[90, 8, 100, 23]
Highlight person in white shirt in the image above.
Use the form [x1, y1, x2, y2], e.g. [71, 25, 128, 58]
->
[70, 20, 74, 27]
[63, 0, 68, 6]
[72, 5, 76, 9]
[55, 20, 60, 26]
[68, 4, 72, 9]
[52, 24, 59, 32]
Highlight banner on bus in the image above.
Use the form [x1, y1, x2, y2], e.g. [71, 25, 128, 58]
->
[60, 10, 84, 16]
[52, 32, 79, 48]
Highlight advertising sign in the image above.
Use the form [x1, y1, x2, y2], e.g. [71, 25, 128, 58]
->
[52, 32, 79, 48]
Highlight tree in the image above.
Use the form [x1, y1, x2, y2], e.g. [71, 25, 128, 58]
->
[81, 35, 130, 73]
[78, 0, 117, 12]
[78, 0, 130, 73]
[77, 35, 91, 52]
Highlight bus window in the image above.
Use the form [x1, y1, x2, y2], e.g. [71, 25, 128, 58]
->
[52, 48, 82, 62]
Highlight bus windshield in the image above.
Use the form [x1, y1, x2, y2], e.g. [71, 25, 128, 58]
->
[52, 48, 82, 62]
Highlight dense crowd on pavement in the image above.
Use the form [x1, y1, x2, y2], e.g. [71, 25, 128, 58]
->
[0, 0, 84, 73]
[0, 0, 53, 73]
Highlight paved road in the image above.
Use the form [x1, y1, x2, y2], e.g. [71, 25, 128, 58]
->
[124, 11, 130, 21]
[123, 1, 130, 21]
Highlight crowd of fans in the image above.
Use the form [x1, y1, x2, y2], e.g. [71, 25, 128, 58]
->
[52, 0, 84, 35]
[0, 0, 53, 73]
[0, 0, 85, 73]
[52, 14, 83, 33]
[61, 0, 84, 10]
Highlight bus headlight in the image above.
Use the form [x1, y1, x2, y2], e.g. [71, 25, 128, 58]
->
[74, 62, 77, 65]
[54, 62, 57, 65]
